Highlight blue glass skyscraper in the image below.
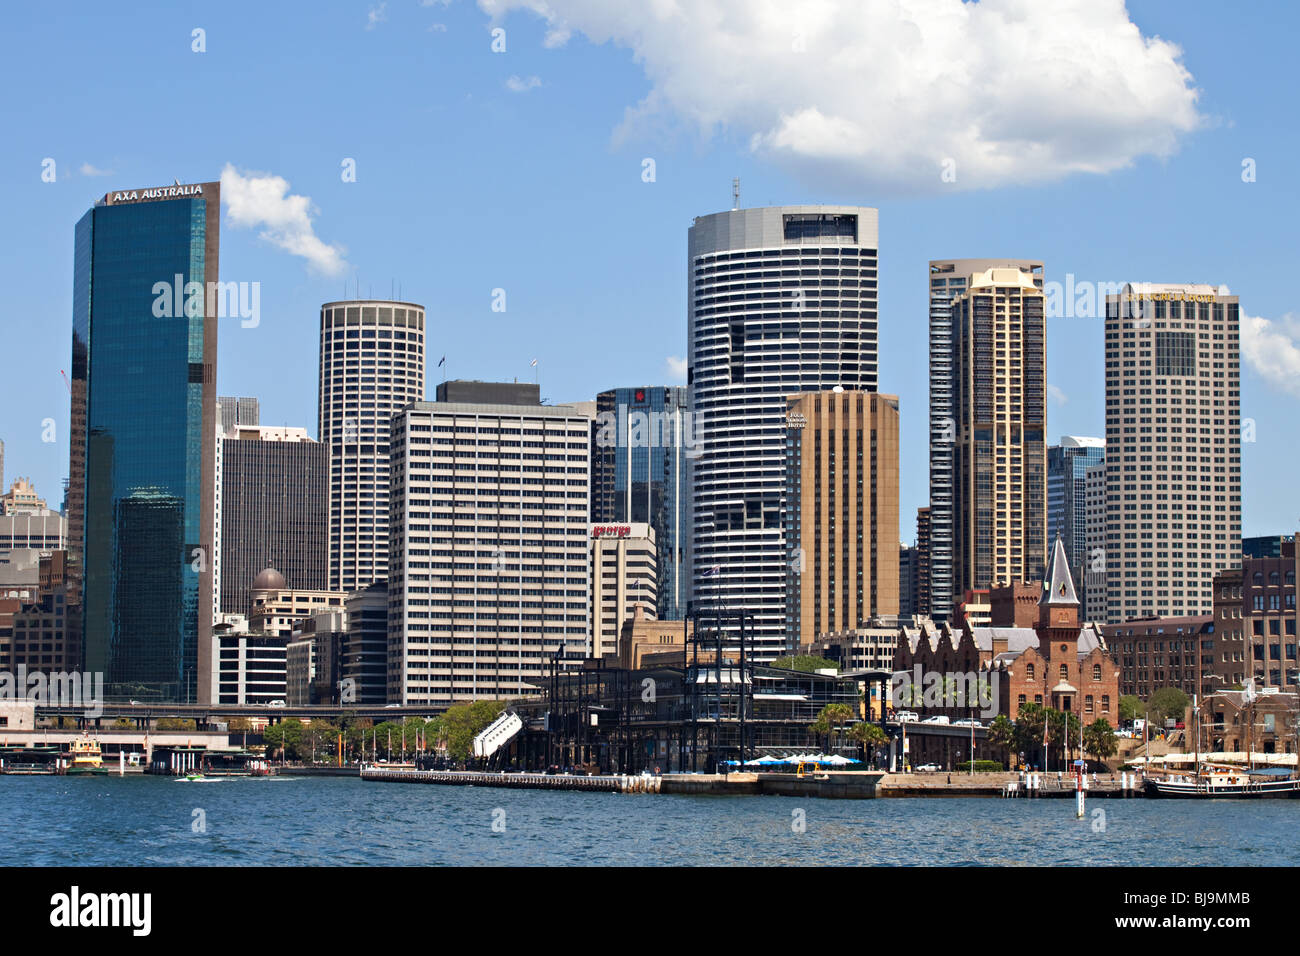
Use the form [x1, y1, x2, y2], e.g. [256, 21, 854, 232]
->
[591, 386, 690, 619]
[68, 182, 220, 703]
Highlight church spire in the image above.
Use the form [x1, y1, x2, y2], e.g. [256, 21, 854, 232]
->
[1039, 537, 1079, 607]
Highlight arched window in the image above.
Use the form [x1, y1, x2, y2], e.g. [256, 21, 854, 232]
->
[1254, 572, 1265, 585]
[1270, 571, 1281, 586]
[1025, 663, 1035, 681]
[1059, 663, 1068, 680]
[1093, 663, 1102, 681]
[1287, 571, 1295, 586]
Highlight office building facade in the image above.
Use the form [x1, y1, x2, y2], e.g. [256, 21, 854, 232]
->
[589, 522, 657, 659]
[590, 386, 689, 620]
[1083, 463, 1108, 623]
[387, 398, 591, 706]
[1212, 539, 1298, 690]
[1103, 284, 1242, 621]
[1047, 436, 1105, 613]
[318, 300, 426, 594]
[784, 390, 900, 648]
[70, 182, 220, 703]
[218, 396, 260, 433]
[950, 266, 1048, 598]
[927, 258, 1044, 622]
[219, 426, 328, 617]
[688, 205, 880, 660]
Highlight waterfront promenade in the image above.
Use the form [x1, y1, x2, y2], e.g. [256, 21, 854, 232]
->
[359, 767, 1145, 799]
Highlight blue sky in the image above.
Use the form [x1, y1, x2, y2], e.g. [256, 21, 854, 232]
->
[1, 0, 1297, 539]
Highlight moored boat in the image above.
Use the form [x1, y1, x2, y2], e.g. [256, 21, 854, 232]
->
[65, 735, 108, 776]
[1144, 763, 1300, 798]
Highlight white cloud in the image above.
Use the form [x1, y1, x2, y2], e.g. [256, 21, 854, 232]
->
[1242, 312, 1300, 398]
[219, 164, 348, 276]
[79, 163, 112, 177]
[476, 0, 1203, 193]
[505, 74, 542, 93]
[666, 355, 687, 380]
[367, 2, 387, 30]
[428, 22, 448, 32]
[1047, 384, 1068, 405]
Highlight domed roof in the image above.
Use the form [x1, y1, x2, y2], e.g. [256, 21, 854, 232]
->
[252, 567, 286, 590]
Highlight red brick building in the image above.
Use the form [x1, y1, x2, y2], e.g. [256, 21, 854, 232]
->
[895, 540, 1121, 724]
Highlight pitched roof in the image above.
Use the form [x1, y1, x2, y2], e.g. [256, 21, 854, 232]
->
[970, 627, 1040, 653]
[1039, 538, 1079, 607]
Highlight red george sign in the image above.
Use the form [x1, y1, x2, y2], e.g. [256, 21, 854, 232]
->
[592, 525, 632, 539]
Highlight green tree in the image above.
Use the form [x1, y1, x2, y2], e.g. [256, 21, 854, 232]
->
[1013, 703, 1048, 764]
[301, 720, 340, 763]
[262, 719, 305, 760]
[770, 655, 838, 674]
[986, 714, 1016, 752]
[811, 703, 853, 752]
[1118, 695, 1143, 724]
[156, 718, 197, 731]
[440, 701, 507, 761]
[1046, 709, 1083, 760]
[849, 721, 888, 764]
[1147, 687, 1189, 727]
[1084, 718, 1118, 762]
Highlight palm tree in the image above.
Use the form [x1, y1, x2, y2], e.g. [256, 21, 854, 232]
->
[815, 703, 854, 753]
[850, 721, 889, 766]
[986, 714, 1016, 754]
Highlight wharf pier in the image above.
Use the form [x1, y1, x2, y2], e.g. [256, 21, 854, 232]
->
[360, 767, 1148, 799]
[360, 767, 657, 792]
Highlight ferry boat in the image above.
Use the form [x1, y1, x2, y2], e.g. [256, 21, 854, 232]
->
[65, 736, 108, 776]
[1144, 763, 1300, 798]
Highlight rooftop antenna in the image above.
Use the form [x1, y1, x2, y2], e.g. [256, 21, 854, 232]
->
[732, 177, 740, 211]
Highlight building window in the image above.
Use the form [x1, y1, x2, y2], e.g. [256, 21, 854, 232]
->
[1026, 663, 1034, 681]
[1093, 663, 1101, 681]
[1102, 695, 1110, 713]
[1059, 664, 1068, 680]
[1085, 695, 1094, 714]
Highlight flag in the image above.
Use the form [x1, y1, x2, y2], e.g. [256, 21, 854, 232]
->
[702, 565, 720, 577]
[438, 355, 445, 367]
[530, 358, 538, 367]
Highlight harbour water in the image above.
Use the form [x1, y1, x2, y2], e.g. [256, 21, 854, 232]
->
[4, 775, 1297, 866]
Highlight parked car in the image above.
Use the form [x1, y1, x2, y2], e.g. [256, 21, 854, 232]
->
[268, 699, 286, 708]
[921, 715, 950, 725]
[894, 711, 919, 723]
[952, 719, 981, 728]
[917, 763, 941, 772]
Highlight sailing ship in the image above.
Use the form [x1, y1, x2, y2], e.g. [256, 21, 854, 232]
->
[1144, 762, 1300, 797]
[1143, 682, 1300, 798]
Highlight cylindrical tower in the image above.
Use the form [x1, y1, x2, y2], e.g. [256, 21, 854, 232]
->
[318, 299, 426, 594]
[687, 205, 879, 659]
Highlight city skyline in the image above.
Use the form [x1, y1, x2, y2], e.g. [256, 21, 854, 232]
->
[2, 3, 1297, 545]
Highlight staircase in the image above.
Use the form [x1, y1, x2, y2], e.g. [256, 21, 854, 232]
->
[472, 710, 524, 759]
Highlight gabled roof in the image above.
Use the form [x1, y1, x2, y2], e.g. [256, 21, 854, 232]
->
[970, 626, 1040, 654]
[1039, 538, 1079, 607]
[1077, 624, 1106, 656]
